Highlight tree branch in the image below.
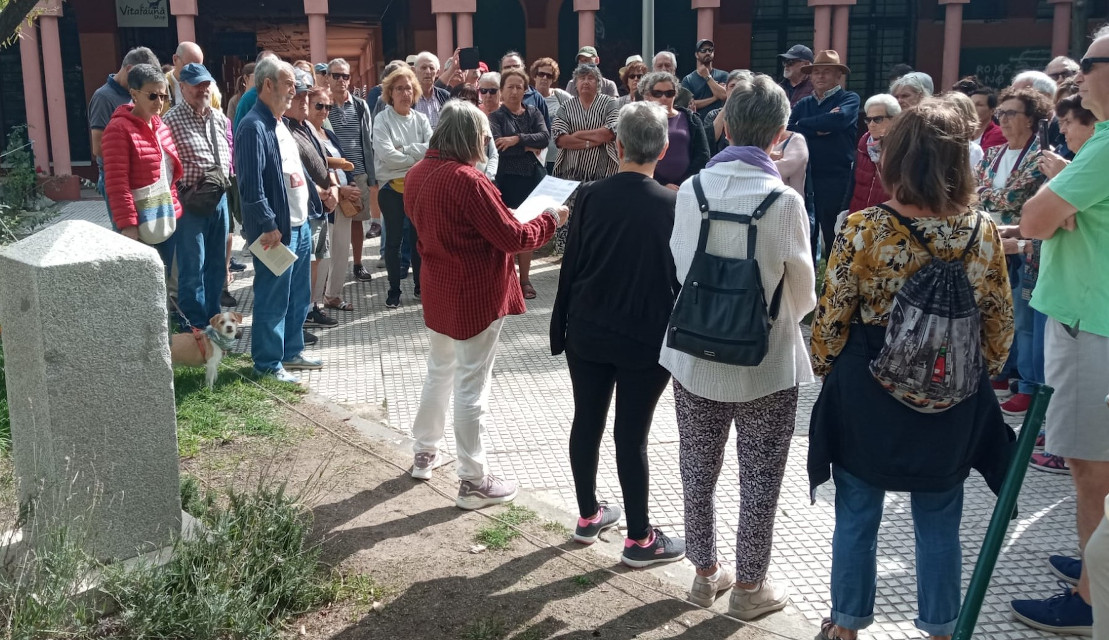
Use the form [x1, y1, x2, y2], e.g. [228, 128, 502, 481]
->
[0, 0, 50, 49]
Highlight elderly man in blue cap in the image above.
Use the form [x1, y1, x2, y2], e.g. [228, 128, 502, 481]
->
[164, 62, 233, 329]
[779, 44, 815, 107]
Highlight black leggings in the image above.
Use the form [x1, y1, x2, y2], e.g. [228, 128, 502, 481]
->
[379, 187, 420, 295]
[566, 348, 671, 540]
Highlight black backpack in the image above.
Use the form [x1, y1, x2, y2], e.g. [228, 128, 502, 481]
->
[868, 205, 984, 413]
[666, 175, 786, 366]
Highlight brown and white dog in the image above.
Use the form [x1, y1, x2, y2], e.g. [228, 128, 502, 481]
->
[170, 312, 244, 389]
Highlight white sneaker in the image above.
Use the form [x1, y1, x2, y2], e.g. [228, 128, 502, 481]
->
[411, 451, 445, 480]
[728, 576, 790, 620]
[688, 565, 736, 608]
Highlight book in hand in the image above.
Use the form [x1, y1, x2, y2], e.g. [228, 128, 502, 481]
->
[513, 176, 580, 223]
[249, 237, 297, 277]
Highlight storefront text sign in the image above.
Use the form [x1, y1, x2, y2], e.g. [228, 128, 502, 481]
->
[116, 0, 169, 28]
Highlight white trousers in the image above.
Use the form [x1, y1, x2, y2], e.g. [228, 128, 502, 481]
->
[1090, 497, 1109, 640]
[411, 318, 504, 482]
[325, 210, 354, 300]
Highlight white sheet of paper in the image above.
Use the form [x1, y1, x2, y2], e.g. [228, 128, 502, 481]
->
[513, 176, 581, 223]
[249, 237, 298, 277]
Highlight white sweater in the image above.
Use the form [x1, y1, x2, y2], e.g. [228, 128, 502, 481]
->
[372, 106, 433, 184]
[659, 160, 817, 403]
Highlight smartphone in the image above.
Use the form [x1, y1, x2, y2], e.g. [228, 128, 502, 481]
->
[459, 47, 481, 71]
[1037, 119, 1050, 150]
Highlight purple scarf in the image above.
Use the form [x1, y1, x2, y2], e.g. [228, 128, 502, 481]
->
[705, 146, 781, 179]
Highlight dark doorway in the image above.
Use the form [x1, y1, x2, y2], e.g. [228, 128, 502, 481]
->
[476, 0, 528, 67]
[653, 1, 697, 78]
[750, 0, 815, 80]
[848, 0, 917, 98]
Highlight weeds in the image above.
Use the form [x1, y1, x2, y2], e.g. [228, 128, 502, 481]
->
[572, 574, 592, 587]
[541, 520, 570, 537]
[463, 616, 508, 640]
[474, 505, 537, 551]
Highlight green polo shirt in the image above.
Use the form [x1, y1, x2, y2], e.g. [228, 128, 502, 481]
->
[1031, 120, 1109, 337]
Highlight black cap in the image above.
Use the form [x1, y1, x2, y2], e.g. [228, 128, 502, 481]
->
[695, 39, 714, 51]
[779, 44, 815, 63]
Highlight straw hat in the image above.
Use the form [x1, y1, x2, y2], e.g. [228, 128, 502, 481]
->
[800, 50, 850, 75]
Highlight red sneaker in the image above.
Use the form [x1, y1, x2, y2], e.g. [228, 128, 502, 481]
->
[1029, 452, 1070, 474]
[1001, 393, 1032, 417]
[991, 377, 1013, 398]
[1034, 431, 1046, 452]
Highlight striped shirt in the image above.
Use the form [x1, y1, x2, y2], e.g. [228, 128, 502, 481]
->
[551, 95, 620, 181]
[414, 95, 443, 129]
[163, 102, 231, 188]
[328, 98, 367, 175]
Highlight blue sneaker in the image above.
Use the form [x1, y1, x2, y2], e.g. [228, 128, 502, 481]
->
[1049, 555, 1082, 585]
[620, 528, 685, 568]
[281, 354, 323, 370]
[1011, 581, 1092, 636]
[573, 502, 621, 545]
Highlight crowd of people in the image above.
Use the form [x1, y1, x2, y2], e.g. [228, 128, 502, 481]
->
[86, 29, 1109, 639]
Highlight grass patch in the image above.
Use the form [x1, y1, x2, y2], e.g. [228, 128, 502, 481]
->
[463, 616, 509, 640]
[541, 520, 570, 537]
[572, 574, 593, 587]
[174, 354, 305, 457]
[329, 571, 391, 613]
[474, 505, 537, 551]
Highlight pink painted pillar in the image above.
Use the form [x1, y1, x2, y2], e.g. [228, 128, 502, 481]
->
[169, 0, 198, 44]
[812, 6, 832, 52]
[575, 0, 600, 48]
[19, 24, 49, 176]
[38, 13, 71, 178]
[831, 6, 850, 60]
[304, 0, 328, 63]
[1050, 0, 1073, 58]
[456, 12, 474, 48]
[434, 13, 453, 65]
[940, 0, 969, 89]
[692, 0, 721, 42]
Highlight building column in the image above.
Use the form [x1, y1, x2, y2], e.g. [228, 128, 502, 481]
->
[169, 0, 197, 44]
[809, 0, 856, 55]
[36, 0, 78, 199]
[434, 13, 453, 65]
[940, 0, 969, 90]
[692, 0, 720, 42]
[1050, 0, 1073, 58]
[812, 6, 832, 52]
[19, 23, 49, 177]
[304, 0, 328, 64]
[575, 0, 600, 48]
[831, 6, 850, 59]
[456, 12, 474, 48]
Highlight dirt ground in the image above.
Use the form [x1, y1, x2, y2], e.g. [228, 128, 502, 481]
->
[182, 397, 820, 640]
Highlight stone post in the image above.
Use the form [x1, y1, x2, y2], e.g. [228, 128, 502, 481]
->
[0, 221, 182, 561]
[575, 0, 599, 48]
[304, 0, 329, 64]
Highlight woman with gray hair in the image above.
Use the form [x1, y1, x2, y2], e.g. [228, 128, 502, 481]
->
[639, 71, 710, 190]
[551, 101, 685, 567]
[890, 71, 934, 110]
[661, 73, 816, 619]
[845, 93, 901, 213]
[404, 100, 568, 508]
[551, 64, 621, 252]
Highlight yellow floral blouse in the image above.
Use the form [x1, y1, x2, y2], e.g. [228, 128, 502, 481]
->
[810, 206, 1014, 377]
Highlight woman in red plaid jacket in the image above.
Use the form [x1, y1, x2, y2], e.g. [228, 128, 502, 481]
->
[404, 99, 568, 510]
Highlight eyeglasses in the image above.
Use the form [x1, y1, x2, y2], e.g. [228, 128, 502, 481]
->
[995, 109, 1025, 121]
[479, 88, 499, 95]
[649, 89, 677, 99]
[863, 116, 889, 125]
[536, 71, 555, 79]
[139, 91, 169, 102]
[698, 47, 714, 54]
[627, 74, 644, 81]
[331, 73, 351, 80]
[314, 103, 332, 111]
[1080, 57, 1109, 74]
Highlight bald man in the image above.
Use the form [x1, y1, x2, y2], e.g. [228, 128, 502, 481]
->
[162, 41, 222, 115]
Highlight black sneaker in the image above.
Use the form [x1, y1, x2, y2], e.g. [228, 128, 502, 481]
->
[228, 257, 247, 272]
[621, 528, 685, 568]
[385, 292, 401, 308]
[573, 502, 622, 545]
[413, 286, 421, 300]
[221, 290, 237, 307]
[353, 265, 373, 281]
[302, 329, 319, 345]
[304, 306, 338, 328]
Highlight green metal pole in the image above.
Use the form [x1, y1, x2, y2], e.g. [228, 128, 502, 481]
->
[952, 384, 1054, 640]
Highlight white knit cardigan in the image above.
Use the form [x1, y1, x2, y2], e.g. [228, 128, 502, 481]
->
[659, 159, 817, 403]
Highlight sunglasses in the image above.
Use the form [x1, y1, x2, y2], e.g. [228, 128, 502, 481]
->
[138, 91, 169, 102]
[314, 103, 333, 111]
[479, 87, 499, 95]
[331, 72, 351, 80]
[627, 74, 644, 80]
[863, 116, 889, 125]
[650, 89, 677, 99]
[698, 47, 714, 54]
[1080, 57, 1109, 74]
[995, 109, 1025, 120]
[535, 71, 555, 79]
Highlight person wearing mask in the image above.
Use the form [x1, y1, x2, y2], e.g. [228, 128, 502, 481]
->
[778, 45, 815, 107]
[810, 99, 1014, 640]
[1010, 31, 1109, 635]
[530, 57, 572, 174]
[652, 51, 694, 110]
[102, 63, 182, 277]
[405, 100, 567, 507]
[489, 68, 549, 300]
[889, 72, 934, 111]
[662, 74, 816, 620]
[234, 58, 324, 382]
[844, 94, 900, 213]
[681, 39, 729, 113]
[566, 46, 619, 98]
[788, 50, 860, 259]
[372, 66, 434, 309]
[639, 71, 710, 190]
[552, 101, 685, 567]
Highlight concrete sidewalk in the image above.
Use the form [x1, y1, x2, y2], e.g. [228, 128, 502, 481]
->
[62, 199, 1081, 640]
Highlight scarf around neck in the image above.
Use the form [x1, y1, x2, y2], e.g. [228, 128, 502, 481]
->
[705, 146, 781, 179]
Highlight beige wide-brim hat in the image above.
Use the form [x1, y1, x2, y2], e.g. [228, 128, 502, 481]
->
[800, 49, 851, 75]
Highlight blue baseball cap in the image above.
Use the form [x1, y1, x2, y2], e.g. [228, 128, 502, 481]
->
[314, 63, 328, 74]
[179, 62, 215, 85]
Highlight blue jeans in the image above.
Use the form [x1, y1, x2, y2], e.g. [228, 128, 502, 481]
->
[830, 466, 964, 637]
[1015, 275, 1048, 395]
[251, 224, 311, 374]
[175, 196, 229, 328]
[97, 169, 116, 229]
